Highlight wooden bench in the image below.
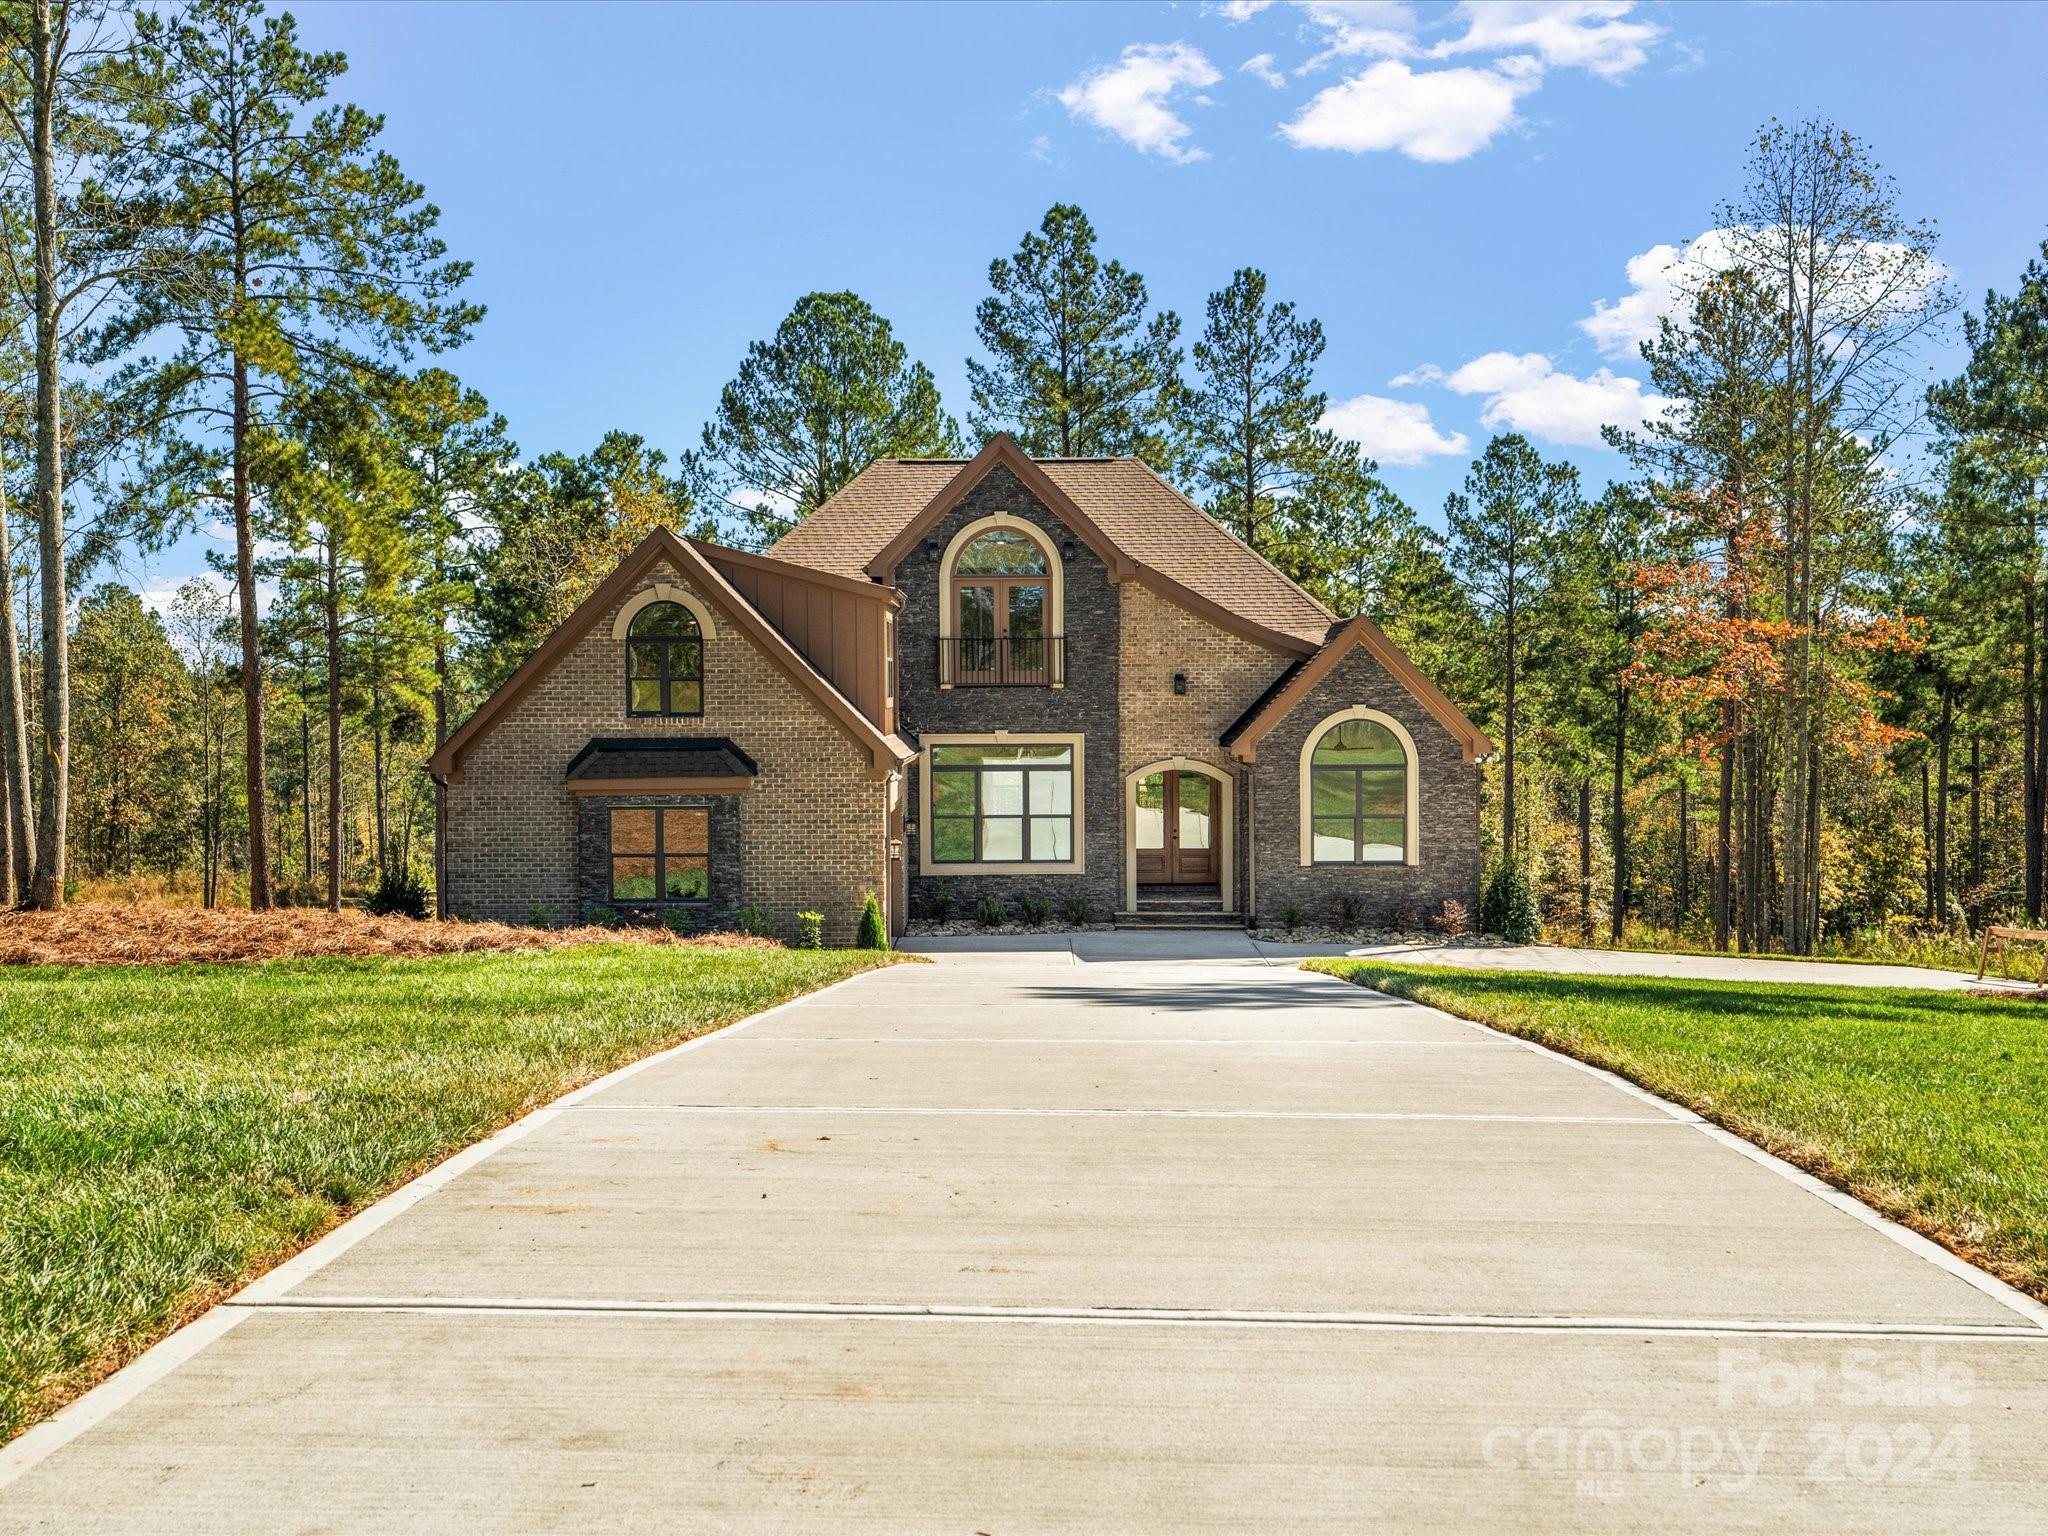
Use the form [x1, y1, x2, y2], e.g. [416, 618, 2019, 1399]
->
[1978, 926, 2048, 984]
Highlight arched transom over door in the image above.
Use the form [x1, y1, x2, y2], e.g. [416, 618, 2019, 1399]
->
[1135, 767, 1221, 886]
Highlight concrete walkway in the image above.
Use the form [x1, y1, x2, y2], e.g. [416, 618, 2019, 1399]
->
[915, 928, 2021, 990]
[3, 948, 2044, 1531]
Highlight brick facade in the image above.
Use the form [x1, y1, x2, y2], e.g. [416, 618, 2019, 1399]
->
[442, 554, 888, 944]
[1247, 647, 1482, 929]
[898, 464, 1122, 923]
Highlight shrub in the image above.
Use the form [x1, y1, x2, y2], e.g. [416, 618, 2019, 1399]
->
[1388, 901, 1421, 934]
[855, 892, 888, 951]
[1432, 897, 1471, 938]
[974, 894, 1007, 928]
[1019, 894, 1051, 927]
[1328, 892, 1366, 931]
[1281, 901, 1305, 935]
[735, 903, 774, 939]
[1061, 894, 1092, 927]
[1480, 858, 1540, 944]
[795, 910, 824, 949]
[927, 882, 954, 924]
[661, 906, 696, 935]
[583, 904, 619, 928]
[526, 902, 557, 930]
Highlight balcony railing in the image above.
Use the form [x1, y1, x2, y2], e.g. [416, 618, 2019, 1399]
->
[938, 634, 1065, 687]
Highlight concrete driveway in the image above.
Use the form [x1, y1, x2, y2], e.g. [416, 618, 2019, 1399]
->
[4, 945, 2044, 1532]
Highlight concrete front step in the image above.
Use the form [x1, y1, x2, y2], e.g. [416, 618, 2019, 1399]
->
[1115, 910, 1246, 929]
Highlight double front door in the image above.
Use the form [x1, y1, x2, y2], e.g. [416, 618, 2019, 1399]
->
[1135, 769, 1219, 885]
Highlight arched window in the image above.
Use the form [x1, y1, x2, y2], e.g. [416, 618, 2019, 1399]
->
[626, 601, 702, 717]
[947, 524, 1056, 684]
[1308, 716, 1408, 864]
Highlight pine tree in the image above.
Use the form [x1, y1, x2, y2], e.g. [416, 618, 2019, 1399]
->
[700, 291, 959, 544]
[1182, 268, 1348, 570]
[1442, 434, 1582, 858]
[968, 204, 1181, 463]
[118, 0, 477, 909]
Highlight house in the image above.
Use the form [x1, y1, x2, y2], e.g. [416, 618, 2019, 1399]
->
[427, 435, 1492, 943]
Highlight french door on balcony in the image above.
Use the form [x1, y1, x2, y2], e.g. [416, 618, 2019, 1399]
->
[956, 579, 1047, 684]
[1134, 769, 1220, 886]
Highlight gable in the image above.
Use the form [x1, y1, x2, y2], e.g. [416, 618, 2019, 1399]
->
[865, 436, 1136, 584]
[1223, 616, 1494, 765]
[427, 529, 912, 783]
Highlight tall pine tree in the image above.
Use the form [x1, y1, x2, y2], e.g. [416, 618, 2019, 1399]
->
[968, 204, 1180, 463]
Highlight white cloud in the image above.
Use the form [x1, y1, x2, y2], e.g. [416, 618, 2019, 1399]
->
[1431, 1, 1662, 80]
[1212, 0, 1276, 18]
[1057, 43, 1221, 165]
[1297, 1, 1422, 68]
[1578, 226, 1951, 360]
[1281, 59, 1536, 162]
[1421, 350, 1665, 447]
[1240, 52, 1287, 88]
[1267, 2, 1661, 164]
[1321, 393, 1470, 465]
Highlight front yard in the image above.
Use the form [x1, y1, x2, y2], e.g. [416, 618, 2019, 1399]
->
[0, 942, 896, 1441]
[1310, 961, 2048, 1306]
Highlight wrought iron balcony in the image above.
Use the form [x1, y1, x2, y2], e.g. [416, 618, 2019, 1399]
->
[937, 634, 1065, 687]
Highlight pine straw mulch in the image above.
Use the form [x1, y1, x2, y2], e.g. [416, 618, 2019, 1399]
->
[0, 903, 778, 967]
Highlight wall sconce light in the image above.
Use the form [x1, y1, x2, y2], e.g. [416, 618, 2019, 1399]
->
[923, 537, 942, 562]
[1061, 537, 1078, 559]
[1172, 672, 1188, 696]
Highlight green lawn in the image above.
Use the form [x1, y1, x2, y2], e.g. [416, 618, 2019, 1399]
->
[1308, 961, 2048, 1304]
[0, 943, 895, 1440]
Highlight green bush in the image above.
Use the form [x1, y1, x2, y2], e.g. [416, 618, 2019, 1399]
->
[1480, 858, 1540, 944]
[1061, 894, 1093, 927]
[795, 910, 824, 949]
[1281, 901, 1305, 935]
[364, 863, 430, 920]
[583, 904, 619, 928]
[974, 894, 1007, 928]
[927, 883, 953, 923]
[855, 892, 888, 951]
[734, 903, 774, 939]
[1019, 894, 1051, 927]
[525, 902, 557, 930]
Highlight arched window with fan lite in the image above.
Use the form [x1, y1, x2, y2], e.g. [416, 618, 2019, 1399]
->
[625, 601, 703, 717]
[939, 517, 1062, 685]
[1301, 709, 1417, 866]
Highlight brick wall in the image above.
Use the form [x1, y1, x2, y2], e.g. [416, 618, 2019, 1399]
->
[443, 554, 888, 943]
[897, 463, 1122, 921]
[1248, 646, 1482, 929]
[1118, 581, 1293, 912]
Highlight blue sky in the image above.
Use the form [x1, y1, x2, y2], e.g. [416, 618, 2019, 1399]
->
[134, 0, 2048, 603]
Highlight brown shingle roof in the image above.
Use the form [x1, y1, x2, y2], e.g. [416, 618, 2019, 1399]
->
[768, 449, 1336, 649]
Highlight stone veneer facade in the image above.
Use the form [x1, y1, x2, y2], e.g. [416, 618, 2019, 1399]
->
[898, 463, 1123, 922]
[441, 553, 888, 944]
[1246, 646, 1482, 929]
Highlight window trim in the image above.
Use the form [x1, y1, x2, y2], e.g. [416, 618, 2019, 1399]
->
[1296, 707, 1420, 868]
[607, 804, 712, 905]
[611, 584, 717, 641]
[917, 731, 1086, 875]
[623, 602, 705, 719]
[937, 514, 1063, 688]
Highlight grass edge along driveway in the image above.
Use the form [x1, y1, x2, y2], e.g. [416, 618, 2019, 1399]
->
[1308, 960, 2048, 1308]
[0, 943, 897, 1442]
